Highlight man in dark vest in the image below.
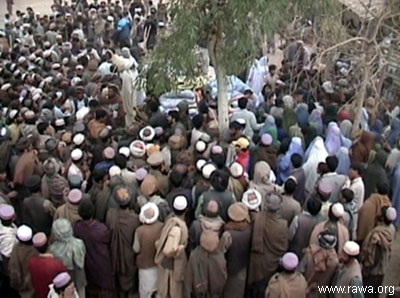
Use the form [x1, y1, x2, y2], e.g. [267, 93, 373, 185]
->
[289, 197, 323, 259]
[22, 175, 55, 236]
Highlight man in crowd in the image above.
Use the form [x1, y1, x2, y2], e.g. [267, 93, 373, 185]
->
[0, 2, 399, 298]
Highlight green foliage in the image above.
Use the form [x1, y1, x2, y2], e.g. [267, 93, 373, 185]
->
[143, 0, 339, 95]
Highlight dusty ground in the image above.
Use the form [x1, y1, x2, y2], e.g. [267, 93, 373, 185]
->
[0, 0, 399, 296]
[0, 0, 52, 26]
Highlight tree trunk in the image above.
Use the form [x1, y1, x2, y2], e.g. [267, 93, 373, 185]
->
[352, 65, 369, 137]
[208, 31, 229, 133]
[216, 65, 229, 133]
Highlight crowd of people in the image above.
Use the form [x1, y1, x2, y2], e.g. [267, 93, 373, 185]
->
[0, 0, 399, 298]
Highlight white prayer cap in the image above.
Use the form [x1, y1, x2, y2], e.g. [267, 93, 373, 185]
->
[9, 109, 18, 119]
[68, 189, 82, 204]
[229, 162, 244, 178]
[71, 77, 81, 86]
[17, 225, 33, 242]
[55, 118, 65, 127]
[331, 203, 344, 218]
[107, 16, 114, 22]
[386, 207, 397, 221]
[139, 202, 159, 224]
[195, 140, 207, 153]
[130, 140, 146, 157]
[76, 107, 90, 121]
[236, 118, 246, 126]
[103, 147, 115, 160]
[52, 63, 61, 70]
[242, 189, 262, 210]
[202, 163, 216, 179]
[109, 165, 121, 177]
[1, 83, 12, 91]
[343, 241, 360, 256]
[196, 159, 207, 172]
[73, 133, 85, 146]
[32, 94, 41, 101]
[18, 56, 27, 64]
[139, 126, 155, 142]
[118, 147, 130, 158]
[211, 145, 223, 155]
[43, 50, 52, 58]
[71, 148, 83, 161]
[173, 195, 187, 211]
[322, 81, 334, 94]
[281, 252, 299, 271]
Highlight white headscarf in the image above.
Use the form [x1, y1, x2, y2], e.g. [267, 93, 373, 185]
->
[302, 136, 328, 192]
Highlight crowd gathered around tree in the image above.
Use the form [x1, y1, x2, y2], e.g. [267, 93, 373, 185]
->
[0, 0, 399, 298]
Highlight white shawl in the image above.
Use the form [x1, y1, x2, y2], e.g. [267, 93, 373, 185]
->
[302, 137, 328, 192]
[0, 223, 18, 258]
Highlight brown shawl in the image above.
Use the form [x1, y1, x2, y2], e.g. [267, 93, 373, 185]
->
[249, 161, 281, 202]
[9, 243, 38, 294]
[309, 221, 349, 255]
[360, 225, 393, 272]
[42, 173, 69, 208]
[228, 177, 245, 202]
[266, 272, 307, 298]
[309, 244, 338, 272]
[106, 208, 140, 275]
[13, 151, 42, 186]
[54, 202, 82, 224]
[87, 119, 106, 140]
[357, 194, 391, 242]
[155, 216, 188, 281]
[248, 211, 288, 284]
[184, 237, 228, 297]
[351, 131, 375, 163]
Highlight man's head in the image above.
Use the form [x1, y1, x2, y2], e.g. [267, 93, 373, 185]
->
[78, 198, 95, 220]
[307, 197, 322, 216]
[281, 252, 299, 273]
[328, 203, 344, 223]
[210, 170, 229, 192]
[37, 122, 51, 135]
[340, 188, 354, 204]
[25, 175, 41, 193]
[0, 205, 15, 226]
[348, 163, 363, 179]
[168, 110, 180, 125]
[33, 232, 48, 254]
[269, 64, 277, 75]
[229, 121, 242, 137]
[340, 241, 360, 264]
[192, 114, 203, 129]
[170, 170, 184, 188]
[376, 181, 389, 195]
[325, 156, 339, 173]
[238, 97, 248, 110]
[290, 153, 302, 169]
[75, 86, 85, 100]
[284, 177, 297, 195]
[95, 109, 107, 122]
